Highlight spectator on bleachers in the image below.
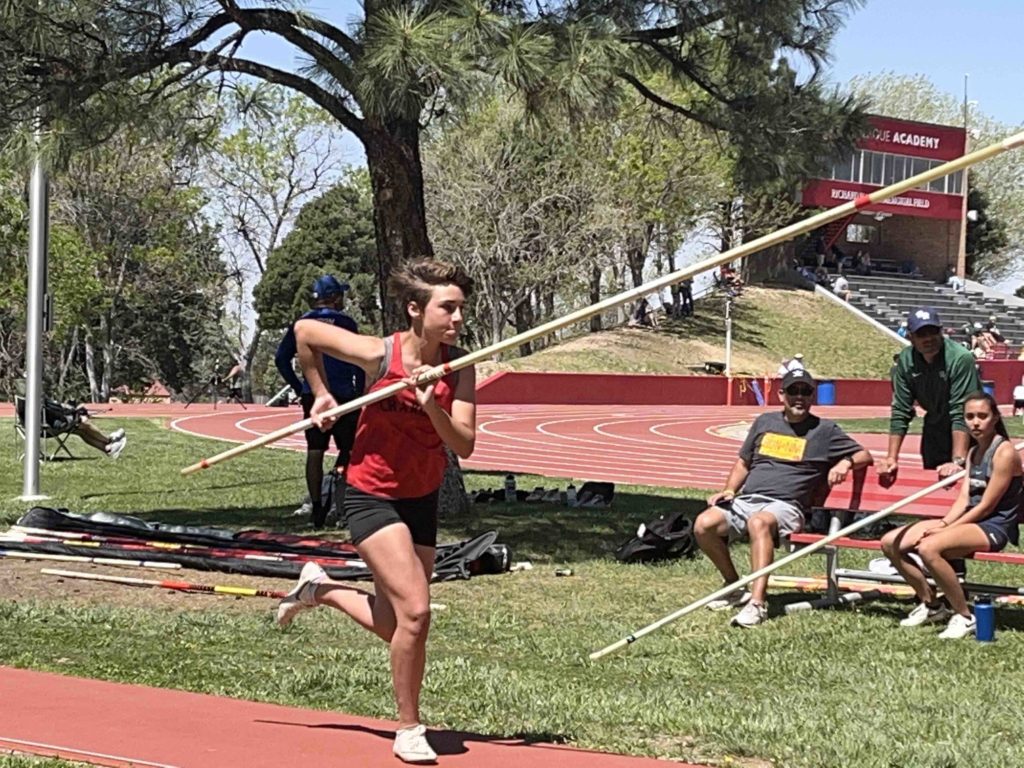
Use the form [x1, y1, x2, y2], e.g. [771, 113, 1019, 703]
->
[832, 273, 851, 302]
[945, 266, 965, 293]
[879, 307, 982, 488]
[985, 317, 1005, 343]
[694, 369, 873, 628]
[857, 250, 872, 276]
[814, 236, 827, 268]
[896, 320, 909, 339]
[813, 266, 830, 288]
[880, 391, 1022, 639]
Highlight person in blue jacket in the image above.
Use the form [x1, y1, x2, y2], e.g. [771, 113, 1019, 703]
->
[276, 275, 365, 528]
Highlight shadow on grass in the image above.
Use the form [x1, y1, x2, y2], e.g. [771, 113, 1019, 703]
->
[440, 492, 708, 563]
[79, 476, 297, 500]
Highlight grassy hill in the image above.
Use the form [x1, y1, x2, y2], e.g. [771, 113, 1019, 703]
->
[478, 285, 901, 380]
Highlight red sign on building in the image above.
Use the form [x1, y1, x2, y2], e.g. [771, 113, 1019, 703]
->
[801, 115, 966, 221]
[859, 115, 966, 162]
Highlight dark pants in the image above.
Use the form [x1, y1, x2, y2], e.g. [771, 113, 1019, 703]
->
[921, 420, 953, 470]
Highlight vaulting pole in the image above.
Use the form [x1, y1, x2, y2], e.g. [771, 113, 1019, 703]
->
[182, 130, 1024, 476]
[589, 441, 1024, 660]
[40, 568, 287, 598]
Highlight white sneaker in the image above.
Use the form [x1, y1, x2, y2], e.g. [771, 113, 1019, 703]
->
[393, 724, 437, 764]
[707, 588, 752, 611]
[109, 428, 125, 442]
[730, 600, 768, 628]
[276, 561, 327, 627]
[938, 612, 976, 639]
[900, 602, 953, 628]
[291, 501, 313, 518]
[106, 435, 127, 459]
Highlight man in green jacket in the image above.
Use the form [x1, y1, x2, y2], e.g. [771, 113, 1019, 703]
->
[878, 307, 982, 487]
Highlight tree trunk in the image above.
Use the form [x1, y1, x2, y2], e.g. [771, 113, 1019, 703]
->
[514, 296, 534, 357]
[83, 330, 100, 403]
[364, 118, 433, 334]
[99, 313, 112, 402]
[241, 327, 263, 403]
[589, 266, 602, 332]
[439, 448, 469, 519]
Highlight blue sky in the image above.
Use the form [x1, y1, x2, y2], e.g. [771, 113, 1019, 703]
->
[825, 0, 1023, 126]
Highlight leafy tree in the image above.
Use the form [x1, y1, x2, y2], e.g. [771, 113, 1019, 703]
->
[3, 0, 867, 329]
[965, 183, 1009, 279]
[204, 83, 349, 399]
[848, 72, 1024, 281]
[254, 169, 378, 334]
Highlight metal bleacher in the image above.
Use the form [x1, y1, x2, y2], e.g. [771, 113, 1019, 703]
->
[845, 273, 1024, 349]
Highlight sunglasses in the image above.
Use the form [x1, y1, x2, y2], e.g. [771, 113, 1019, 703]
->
[785, 386, 814, 397]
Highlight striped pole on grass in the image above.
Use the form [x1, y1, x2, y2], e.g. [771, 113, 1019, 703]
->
[5, 528, 366, 570]
[40, 568, 287, 599]
[181, 130, 1024, 476]
[0, 549, 181, 570]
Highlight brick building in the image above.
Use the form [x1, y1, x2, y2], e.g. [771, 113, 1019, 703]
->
[752, 115, 968, 283]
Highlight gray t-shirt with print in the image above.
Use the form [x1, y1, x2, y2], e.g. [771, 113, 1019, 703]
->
[738, 411, 863, 511]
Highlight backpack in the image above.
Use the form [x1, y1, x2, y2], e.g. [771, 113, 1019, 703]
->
[614, 511, 697, 564]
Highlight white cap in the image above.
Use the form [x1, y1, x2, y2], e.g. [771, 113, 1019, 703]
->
[794, 353, 804, 359]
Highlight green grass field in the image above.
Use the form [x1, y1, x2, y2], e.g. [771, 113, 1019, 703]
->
[3, 419, 1024, 768]
[834, 417, 1024, 438]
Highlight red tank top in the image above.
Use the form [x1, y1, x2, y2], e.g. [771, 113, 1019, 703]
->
[346, 333, 458, 499]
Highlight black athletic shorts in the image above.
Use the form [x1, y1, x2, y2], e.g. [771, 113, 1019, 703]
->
[301, 393, 360, 461]
[343, 484, 439, 548]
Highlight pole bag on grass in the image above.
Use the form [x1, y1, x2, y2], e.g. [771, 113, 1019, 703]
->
[614, 511, 696, 563]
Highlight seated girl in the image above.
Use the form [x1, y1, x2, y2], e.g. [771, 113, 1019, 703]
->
[880, 391, 1022, 639]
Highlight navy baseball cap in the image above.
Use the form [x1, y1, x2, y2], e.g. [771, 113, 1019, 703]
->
[907, 307, 941, 333]
[311, 275, 349, 300]
[782, 369, 816, 392]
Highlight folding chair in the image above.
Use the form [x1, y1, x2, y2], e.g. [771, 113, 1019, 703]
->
[14, 396, 82, 461]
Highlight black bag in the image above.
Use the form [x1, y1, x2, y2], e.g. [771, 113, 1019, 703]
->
[614, 511, 697, 563]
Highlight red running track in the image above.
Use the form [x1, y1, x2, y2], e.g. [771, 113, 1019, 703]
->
[169, 403, 952, 514]
[169, 403, 899, 489]
[0, 667, 689, 768]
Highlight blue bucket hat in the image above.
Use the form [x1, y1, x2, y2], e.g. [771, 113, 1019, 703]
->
[311, 275, 349, 300]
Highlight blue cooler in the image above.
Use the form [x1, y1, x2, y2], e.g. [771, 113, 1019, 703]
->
[817, 380, 836, 406]
[982, 380, 996, 399]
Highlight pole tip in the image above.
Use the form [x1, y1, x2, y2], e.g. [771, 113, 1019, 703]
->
[1003, 132, 1024, 151]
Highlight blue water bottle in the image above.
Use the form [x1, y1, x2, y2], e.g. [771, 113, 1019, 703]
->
[974, 596, 995, 642]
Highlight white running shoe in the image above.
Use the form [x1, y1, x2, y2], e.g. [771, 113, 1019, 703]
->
[106, 435, 127, 459]
[276, 561, 327, 628]
[730, 600, 768, 628]
[291, 501, 313, 518]
[707, 588, 752, 611]
[938, 612, 976, 640]
[900, 602, 952, 628]
[393, 724, 437, 764]
[109, 428, 125, 442]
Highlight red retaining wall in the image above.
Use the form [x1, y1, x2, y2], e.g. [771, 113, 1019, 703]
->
[978, 360, 1024, 404]
[477, 372, 894, 406]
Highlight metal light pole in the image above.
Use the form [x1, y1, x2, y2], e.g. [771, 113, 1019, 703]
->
[21, 114, 51, 501]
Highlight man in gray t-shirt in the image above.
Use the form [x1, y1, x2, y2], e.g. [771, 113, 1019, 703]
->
[694, 370, 873, 628]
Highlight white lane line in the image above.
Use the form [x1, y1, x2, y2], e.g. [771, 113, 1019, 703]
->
[0, 735, 180, 768]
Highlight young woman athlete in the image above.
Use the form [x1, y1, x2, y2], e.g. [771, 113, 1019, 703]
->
[881, 391, 1022, 639]
[277, 258, 476, 762]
